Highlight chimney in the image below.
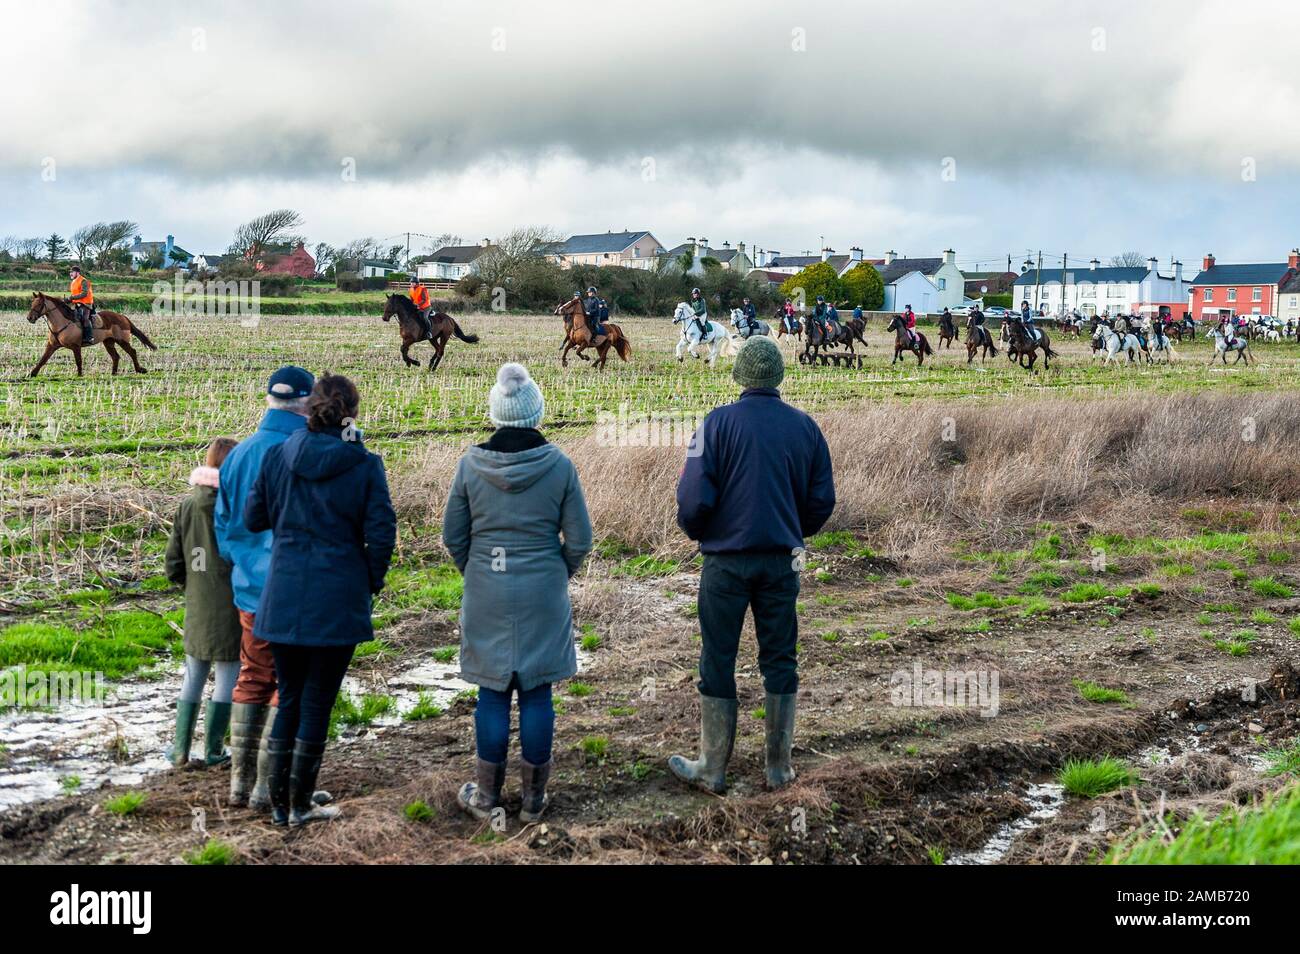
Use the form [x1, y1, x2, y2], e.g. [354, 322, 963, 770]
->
[1289, 248, 1300, 269]
[849, 246, 863, 262]
[943, 248, 955, 265]
[1090, 258, 1100, 271]
[884, 250, 896, 266]
[820, 247, 833, 262]
[1147, 256, 1158, 274]
[698, 237, 709, 253]
[737, 241, 746, 260]
[1173, 261, 1183, 281]
[481, 237, 490, 247]
[722, 240, 731, 249]
[1203, 253, 1215, 271]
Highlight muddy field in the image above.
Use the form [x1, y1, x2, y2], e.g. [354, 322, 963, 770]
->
[3, 314, 1300, 864]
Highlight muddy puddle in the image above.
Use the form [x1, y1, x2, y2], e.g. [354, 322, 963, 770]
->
[0, 644, 589, 811]
[946, 782, 1066, 865]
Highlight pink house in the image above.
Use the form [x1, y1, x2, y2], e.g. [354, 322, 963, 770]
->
[258, 242, 317, 279]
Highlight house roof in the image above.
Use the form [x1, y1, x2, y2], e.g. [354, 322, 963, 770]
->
[748, 269, 791, 285]
[1188, 263, 1291, 286]
[1279, 271, 1300, 294]
[768, 255, 822, 269]
[664, 244, 742, 263]
[883, 269, 935, 288]
[427, 244, 493, 265]
[1014, 266, 1148, 285]
[360, 258, 397, 269]
[555, 231, 653, 255]
[964, 270, 1016, 280]
[877, 258, 943, 284]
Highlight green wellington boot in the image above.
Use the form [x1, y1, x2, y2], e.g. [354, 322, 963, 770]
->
[667, 693, 738, 794]
[228, 703, 268, 806]
[169, 700, 200, 768]
[203, 701, 233, 766]
[763, 692, 798, 790]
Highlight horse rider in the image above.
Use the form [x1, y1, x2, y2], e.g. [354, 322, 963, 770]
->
[69, 266, 96, 344]
[738, 296, 758, 337]
[781, 298, 797, 333]
[689, 287, 709, 339]
[825, 301, 842, 338]
[1019, 300, 1039, 343]
[969, 304, 986, 343]
[811, 296, 829, 337]
[940, 307, 953, 334]
[408, 278, 434, 341]
[902, 304, 918, 344]
[584, 286, 607, 346]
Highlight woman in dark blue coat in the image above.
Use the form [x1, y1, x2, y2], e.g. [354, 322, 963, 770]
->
[244, 373, 396, 825]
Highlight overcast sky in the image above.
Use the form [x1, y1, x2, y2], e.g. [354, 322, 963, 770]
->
[3, 0, 1298, 270]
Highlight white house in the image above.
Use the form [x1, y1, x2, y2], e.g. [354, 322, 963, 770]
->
[357, 258, 399, 279]
[416, 240, 494, 281]
[662, 238, 755, 275]
[1013, 258, 1190, 317]
[876, 251, 965, 311]
[764, 246, 874, 277]
[882, 271, 943, 314]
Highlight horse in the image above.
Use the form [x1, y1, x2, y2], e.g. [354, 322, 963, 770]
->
[1092, 323, 1145, 366]
[1133, 318, 1177, 364]
[729, 308, 770, 339]
[964, 317, 999, 364]
[936, 311, 960, 349]
[672, 302, 732, 366]
[555, 298, 631, 369]
[381, 294, 479, 372]
[773, 309, 802, 344]
[1004, 319, 1058, 371]
[1205, 327, 1251, 366]
[830, 314, 868, 354]
[884, 313, 933, 366]
[25, 292, 157, 377]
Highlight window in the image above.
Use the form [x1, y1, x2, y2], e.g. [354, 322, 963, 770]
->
[1080, 283, 1094, 297]
[1227, 288, 1237, 302]
[937, 278, 946, 290]
[1203, 288, 1213, 302]
[1252, 287, 1262, 302]
[1291, 296, 1297, 308]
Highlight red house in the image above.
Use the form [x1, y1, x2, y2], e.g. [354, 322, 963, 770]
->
[257, 242, 317, 279]
[1187, 250, 1299, 321]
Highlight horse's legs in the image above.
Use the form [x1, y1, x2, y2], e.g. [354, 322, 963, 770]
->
[72, 345, 83, 376]
[103, 340, 121, 374]
[400, 342, 416, 367]
[118, 339, 146, 372]
[29, 342, 57, 378]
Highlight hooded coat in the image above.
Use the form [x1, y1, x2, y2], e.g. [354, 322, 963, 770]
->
[442, 432, 593, 692]
[244, 426, 396, 647]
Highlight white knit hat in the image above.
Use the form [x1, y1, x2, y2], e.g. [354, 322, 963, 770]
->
[488, 363, 545, 429]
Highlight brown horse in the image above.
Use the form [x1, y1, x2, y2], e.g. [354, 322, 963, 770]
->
[555, 299, 631, 369]
[381, 294, 479, 372]
[26, 292, 156, 377]
[936, 311, 960, 349]
[1004, 319, 1058, 372]
[964, 317, 999, 364]
[885, 313, 934, 366]
[774, 309, 802, 344]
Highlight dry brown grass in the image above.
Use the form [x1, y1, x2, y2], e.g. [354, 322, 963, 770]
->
[395, 391, 1300, 565]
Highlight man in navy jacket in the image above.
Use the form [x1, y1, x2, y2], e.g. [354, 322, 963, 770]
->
[671, 336, 835, 794]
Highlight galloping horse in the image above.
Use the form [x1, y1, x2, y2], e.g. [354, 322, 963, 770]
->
[672, 302, 733, 366]
[774, 309, 802, 344]
[1205, 327, 1251, 366]
[1005, 319, 1058, 371]
[964, 316, 999, 364]
[936, 311, 960, 349]
[1092, 323, 1145, 366]
[729, 308, 770, 339]
[885, 313, 933, 366]
[555, 298, 631, 369]
[25, 292, 156, 377]
[381, 294, 479, 372]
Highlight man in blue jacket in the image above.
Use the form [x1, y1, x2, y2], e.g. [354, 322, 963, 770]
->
[671, 336, 835, 793]
[214, 365, 314, 808]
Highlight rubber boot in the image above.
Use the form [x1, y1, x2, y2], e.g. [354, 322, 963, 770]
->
[203, 701, 232, 766]
[228, 703, 267, 806]
[289, 739, 340, 826]
[457, 759, 505, 821]
[265, 737, 293, 826]
[252, 707, 331, 810]
[763, 692, 798, 791]
[667, 693, 738, 794]
[518, 759, 552, 823]
[169, 700, 200, 768]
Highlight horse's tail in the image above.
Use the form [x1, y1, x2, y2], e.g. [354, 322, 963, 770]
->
[612, 329, 631, 361]
[125, 316, 158, 351]
[920, 333, 933, 356]
[450, 318, 479, 344]
[1043, 343, 1058, 358]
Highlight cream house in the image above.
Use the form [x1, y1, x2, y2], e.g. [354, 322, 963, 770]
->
[551, 231, 664, 270]
[875, 251, 965, 311]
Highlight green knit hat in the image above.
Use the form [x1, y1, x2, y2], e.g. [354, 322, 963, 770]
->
[732, 336, 785, 390]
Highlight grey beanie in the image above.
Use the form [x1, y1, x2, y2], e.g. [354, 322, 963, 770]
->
[489, 362, 544, 429]
[732, 336, 786, 390]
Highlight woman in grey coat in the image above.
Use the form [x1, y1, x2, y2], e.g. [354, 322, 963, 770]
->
[443, 363, 593, 823]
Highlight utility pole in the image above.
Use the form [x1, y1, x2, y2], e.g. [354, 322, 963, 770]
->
[1034, 250, 1043, 312]
[1061, 252, 1068, 318]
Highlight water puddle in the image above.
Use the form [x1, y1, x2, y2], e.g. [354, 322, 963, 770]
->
[946, 782, 1066, 865]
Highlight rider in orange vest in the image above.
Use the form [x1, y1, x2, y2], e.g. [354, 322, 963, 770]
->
[69, 266, 96, 344]
[408, 278, 433, 340]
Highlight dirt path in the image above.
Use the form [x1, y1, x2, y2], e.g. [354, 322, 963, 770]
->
[4, 543, 1298, 865]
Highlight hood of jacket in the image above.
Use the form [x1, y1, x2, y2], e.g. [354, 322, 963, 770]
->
[281, 427, 369, 481]
[463, 442, 564, 493]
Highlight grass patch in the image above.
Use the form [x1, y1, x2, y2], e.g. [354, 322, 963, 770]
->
[1264, 741, 1300, 778]
[1073, 679, 1129, 704]
[1059, 757, 1135, 798]
[404, 799, 436, 823]
[579, 735, 609, 759]
[104, 791, 147, 816]
[614, 555, 680, 578]
[184, 840, 238, 865]
[1108, 785, 1300, 864]
[566, 682, 593, 698]
[1251, 576, 1293, 598]
[403, 692, 444, 722]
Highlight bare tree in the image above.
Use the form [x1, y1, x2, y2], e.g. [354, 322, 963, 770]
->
[473, 226, 559, 289]
[1109, 251, 1147, 268]
[71, 221, 139, 267]
[0, 235, 18, 256]
[337, 237, 381, 263]
[424, 232, 464, 254]
[313, 242, 336, 275]
[228, 209, 305, 261]
[17, 237, 45, 261]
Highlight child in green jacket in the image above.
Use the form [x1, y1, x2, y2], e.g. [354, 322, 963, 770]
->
[165, 438, 242, 767]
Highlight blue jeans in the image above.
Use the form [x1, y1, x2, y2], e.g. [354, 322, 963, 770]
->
[475, 676, 554, 765]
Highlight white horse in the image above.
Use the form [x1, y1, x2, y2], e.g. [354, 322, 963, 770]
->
[729, 308, 770, 339]
[1206, 327, 1251, 365]
[1092, 324, 1144, 365]
[1133, 317, 1177, 364]
[673, 302, 733, 365]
